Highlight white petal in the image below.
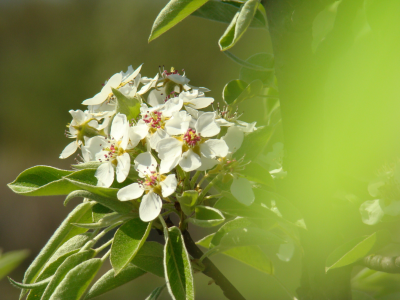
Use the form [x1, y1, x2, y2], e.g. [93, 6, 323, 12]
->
[111, 113, 128, 142]
[147, 88, 166, 107]
[186, 97, 214, 109]
[163, 97, 183, 117]
[167, 74, 190, 85]
[59, 141, 78, 159]
[179, 149, 201, 172]
[106, 72, 123, 89]
[138, 73, 159, 95]
[135, 152, 157, 175]
[165, 111, 191, 136]
[359, 199, 384, 225]
[236, 120, 257, 133]
[122, 64, 142, 84]
[197, 157, 219, 171]
[156, 138, 182, 160]
[161, 174, 177, 197]
[195, 112, 220, 137]
[159, 155, 180, 174]
[149, 128, 168, 149]
[116, 153, 130, 183]
[117, 183, 144, 201]
[200, 139, 229, 158]
[129, 123, 148, 147]
[84, 136, 107, 161]
[222, 126, 244, 153]
[82, 92, 105, 106]
[139, 192, 162, 222]
[69, 110, 85, 124]
[95, 162, 114, 187]
[230, 177, 255, 206]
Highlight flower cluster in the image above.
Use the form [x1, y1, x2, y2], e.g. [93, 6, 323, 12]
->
[60, 65, 257, 222]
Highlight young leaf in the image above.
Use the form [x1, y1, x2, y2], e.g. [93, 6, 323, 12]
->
[110, 218, 152, 275]
[48, 258, 103, 300]
[187, 205, 225, 227]
[71, 161, 101, 170]
[85, 264, 146, 299]
[92, 204, 113, 222]
[176, 190, 199, 216]
[164, 226, 194, 300]
[231, 79, 263, 106]
[8, 166, 75, 196]
[325, 232, 382, 272]
[131, 242, 165, 278]
[218, 0, 260, 51]
[20, 202, 94, 299]
[239, 52, 275, 86]
[145, 285, 166, 300]
[223, 79, 248, 104]
[112, 88, 141, 120]
[72, 213, 131, 229]
[8, 276, 52, 290]
[0, 250, 29, 280]
[41, 250, 96, 300]
[149, 0, 209, 42]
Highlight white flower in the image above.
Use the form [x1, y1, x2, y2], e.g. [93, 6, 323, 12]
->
[117, 152, 177, 222]
[92, 113, 137, 187]
[156, 112, 228, 173]
[180, 90, 214, 110]
[59, 110, 100, 159]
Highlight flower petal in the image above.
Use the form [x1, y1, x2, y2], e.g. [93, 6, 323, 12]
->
[200, 139, 229, 158]
[111, 113, 128, 142]
[161, 174, 178, 197]
[147, 87, 165, 107]
[156, 138, 182, 160]
[117, 183, 144, 201]
[159, 155, 180, 174]
[186, 97, 214, 109]
[195, 112, 220, 137]
[179, 149, 201, 172]
[129, 122, 149, 147]
[138, 73, 159, 95]
[230, 177, 255, 206]
[149, 128, 168, 149]
[135, 152, 157, 175]
[222, 126, 244, 153]
[165, 111, 191, 136]
[59, 141, 78, 159]
[139, 192, 162, 222]
[95, 162, 114, 187]
[69, 109, 86, 124]
[359, 199, 385, 225]
[116, 153, 130, 183]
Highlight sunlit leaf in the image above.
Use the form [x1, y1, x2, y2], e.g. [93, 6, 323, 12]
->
[131, 242, 164, 278]
[239, 52, 274, 86]
[176, 190, 199, 216]
[187, 205, 225, 227]
[0, 250, 29, 280]
[112, 88, 141, 120]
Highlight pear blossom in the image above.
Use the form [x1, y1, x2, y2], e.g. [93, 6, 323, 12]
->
[60, 110, 102, 159]
[156, 112, 228, 173]
[117, 152, 177, 222]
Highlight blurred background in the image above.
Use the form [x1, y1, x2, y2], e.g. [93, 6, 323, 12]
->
[1, 0, 400, 299]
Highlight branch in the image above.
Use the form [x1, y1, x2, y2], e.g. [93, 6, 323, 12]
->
[182, 230, 246, 300]
[362, 254, 400, 273]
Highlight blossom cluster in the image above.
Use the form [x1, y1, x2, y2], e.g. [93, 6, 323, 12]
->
[60, 65, 257, 222]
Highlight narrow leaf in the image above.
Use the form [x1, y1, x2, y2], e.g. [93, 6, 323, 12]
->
[8, 276, 52, 290]
[0, 250, 29, 280]
[110, 218, 152, 275]
[112, 88, 141, 120]
[92, 204, 113, 222]
[223, 79, 248, 104]
[164, 226, 194, 300]
[71, 161, 101, 170]
[85, 264, 146, 299]
[48, 258, 102, 300]
[131, 242, 164, 278]
[145, 285, 166, 300]
[149, 0, 209, 42]
[187, 205, 225, 227]
[72, 213, 131, 229]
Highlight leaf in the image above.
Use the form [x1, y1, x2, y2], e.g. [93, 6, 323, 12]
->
[92, 204, 113, 222]
[231, 79, 263, 106]
[71, 161, 102, 170]
[145, 285, 166, 300]
[0, 250, 29, 280]
[187, 205, 225, 227]
[48, 258, 103, 300]
[218, 0, 260, 51]
[71, 212, 127, 229]
[196, 233, 215, 248]
[223, 79, 248, 104]
[241, 162, 275, 189]
[8, 276, 52, 290]
[192, 0, 266, 28]
[110, 218, 152, 275]
[41, 250, 96, 300]
[210, 217, 255, 248]
[164, 227, 194, 300]
[214, 197, 271, 219]
[8, 166, 75, 196]
[131, 242, 165, 277]
[20, 202, 94, 299]
[112, 88, 141, 120]
[239, 52, 275, 86]
[176, 190, 199, 216]
[85, 264, 146, 299]
[149, 0, 209, 42]
[224, 51, 271, 70]
[325, 232, 379, 272]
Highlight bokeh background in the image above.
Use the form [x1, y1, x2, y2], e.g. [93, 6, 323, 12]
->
[1, 0, 400, 299]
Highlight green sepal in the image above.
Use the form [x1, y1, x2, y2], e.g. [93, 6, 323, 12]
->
[112, 88, 141, 120]
[176, 190, 199, 216]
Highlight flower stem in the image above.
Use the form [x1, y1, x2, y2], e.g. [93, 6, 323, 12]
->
[198, 174, 222, 204]
[80, 222, 122, 251]
[190, 171, 201, 189]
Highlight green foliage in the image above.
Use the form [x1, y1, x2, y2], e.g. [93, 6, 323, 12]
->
[110, 218, 152, 275]
[85, 264, 146, 299]
[145, 285, 166, 300]
[218, 0, 261, 51]
[239, 52, 275, 86]
[92, 204, 113, 222]
[112, 88, 141, 120]
[131, 242, 164, 278]
[210, 217, 255, 248]
[164, 227, 194, 300]
[187, 205, 225, 227]
[176, 190, 199, 216]
[241, 162, 275, 189]
[148, 0, 209, 42]
[0, 250, 29, 280]
[223, 79, 248, 104]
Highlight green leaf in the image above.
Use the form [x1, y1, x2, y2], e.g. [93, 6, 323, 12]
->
[210, 217, 255, 248]
[231, 79, 263, 106]
[112, 88, 141, 120]
[145, 285, 166, 300]
[92, 204, 113, 222]
[325, 232, 379, 272]
[241, 162, 275, 189]
[20, 202, 94, 299]
[196, 233, 215, 248]
[8, 166, 75, 196]
[164, 227, 194, 300]
[8, 276, 52, 290]
[41, 250, 96, 300]
[72, 212, 128, 229]
[176, 190, 199, 216]
[239, 52, 275, 86]
[71, 161, 102, 170]
[131, 242, 164, 278]
[218, 0, 260, 51]
[85, 264, 146, 299]
[214, 197, 271, 219]
[149, 0, 209, 42]
[187, 205, 225, 227]
[192, 0, 266, 28]
[48, 258, 103, 300]
[0, 250, 29, 280]
[223, 79, 248, 104]
[218, 227, 285, 249]
[110, 218, 152, 275]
